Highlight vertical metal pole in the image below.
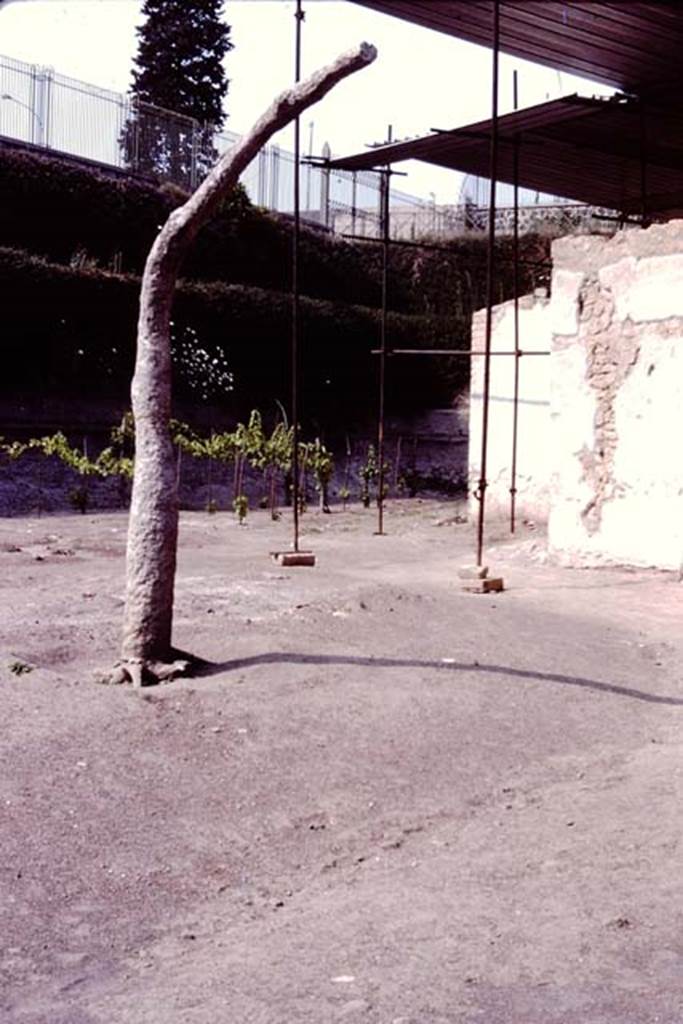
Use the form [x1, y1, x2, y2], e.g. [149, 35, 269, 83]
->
[118, 94, 127, 169]
[133, 99, 140, 172]
[29, 63, 37, 145]
[291, 0, 304, 551]
[41, 66, 52, 149]
[376, 167, 384, 235]
[268, 146, 275, 208]
[258, 149, 267, 206]
[475, 0, 500, 567]
[33, 66, 46, 147]
[377, 158, 391, 536]
[321, 141, 331, 229]
[510, 68, 521, 533]
[306, 120, 314, 213]
[639, 102, 649, 227]
[351, 171, 358, 235]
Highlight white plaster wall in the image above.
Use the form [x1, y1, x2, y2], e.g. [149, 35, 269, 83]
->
[548, 221, 683, 570]
[468, 294, 552, 524]
[547, 342, 597, 545]
[599, 254, 683, 323]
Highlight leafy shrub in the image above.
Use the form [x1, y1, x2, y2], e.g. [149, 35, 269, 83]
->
[0, 144, 550, 316]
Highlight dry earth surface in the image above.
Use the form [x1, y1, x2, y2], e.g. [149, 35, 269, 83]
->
[1, 499, 682, 1024]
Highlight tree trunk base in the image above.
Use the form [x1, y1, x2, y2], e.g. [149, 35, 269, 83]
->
[96, 656, 191, 687]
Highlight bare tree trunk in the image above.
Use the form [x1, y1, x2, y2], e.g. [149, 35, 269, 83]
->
[111, 43, 377, 684]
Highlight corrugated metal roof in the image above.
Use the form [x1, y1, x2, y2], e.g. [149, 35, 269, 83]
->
[327, 95, 683, 214]
[350, 1, 683, 95]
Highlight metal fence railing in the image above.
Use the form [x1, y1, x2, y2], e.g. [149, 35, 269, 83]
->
[0, 52, 605, 241]
[0, 51, 443, 238]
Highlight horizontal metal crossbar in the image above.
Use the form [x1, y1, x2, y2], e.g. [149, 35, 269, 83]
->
[370, 348, 551, 356]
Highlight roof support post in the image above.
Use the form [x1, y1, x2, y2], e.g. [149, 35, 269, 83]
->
[476, 0, 500, 566]
[639, 103, 650, 228]
[376, 136, 392, 536]
[291, 0, 304, 550]
[510, 68, 521, 534]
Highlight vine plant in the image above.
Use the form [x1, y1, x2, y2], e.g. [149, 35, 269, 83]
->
[1, 411, 335, 521]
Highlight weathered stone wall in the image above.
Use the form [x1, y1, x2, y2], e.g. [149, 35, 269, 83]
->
[468, 293, 552, 525]
[548, 222, 683, 569]
[468, 219, 683, 570]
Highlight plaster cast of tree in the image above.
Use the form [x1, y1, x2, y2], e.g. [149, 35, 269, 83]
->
[109, 42, 377, 686]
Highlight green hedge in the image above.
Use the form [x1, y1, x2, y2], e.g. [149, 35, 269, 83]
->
[0, 144, 550, 318]
[0, 247, 466, 425]
[0, 145, 555, 433]
[0, 145, 387, 308]
[0, 146, 172, 270]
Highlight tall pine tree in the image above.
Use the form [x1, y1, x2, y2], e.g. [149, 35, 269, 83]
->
[122, 0, 233, 188]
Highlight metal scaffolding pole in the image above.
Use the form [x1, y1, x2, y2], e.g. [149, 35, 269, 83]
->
[351, 170, 358, 235]
[291, 0, 304, 551]
[475, 0, 500, 567]
[376, 133, 392, 536]
[640, 103, 650, 228]
[372, 349, 550, 357]
[509, 68, 521, 533]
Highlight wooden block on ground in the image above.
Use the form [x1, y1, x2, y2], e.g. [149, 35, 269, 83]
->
[271, 551, 316, 567]
[463, 576, 504, 594]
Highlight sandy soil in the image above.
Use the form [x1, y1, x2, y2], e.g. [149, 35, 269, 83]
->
[1, 500, 682, 1024]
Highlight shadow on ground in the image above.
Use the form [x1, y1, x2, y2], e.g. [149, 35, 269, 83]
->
[193, 651, 683, 706]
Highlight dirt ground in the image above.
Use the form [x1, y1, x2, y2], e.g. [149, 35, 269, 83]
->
[1, 499, 682, 1024]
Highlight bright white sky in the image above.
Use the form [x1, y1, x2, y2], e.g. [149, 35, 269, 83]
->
[0, 0, 613, 202]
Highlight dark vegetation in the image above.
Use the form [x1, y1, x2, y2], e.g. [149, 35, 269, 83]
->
[121, 0, 232, 184]
[129, 0, 232, 122]
[0, 144, 551, 432]
[0, 246, 456, 425]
